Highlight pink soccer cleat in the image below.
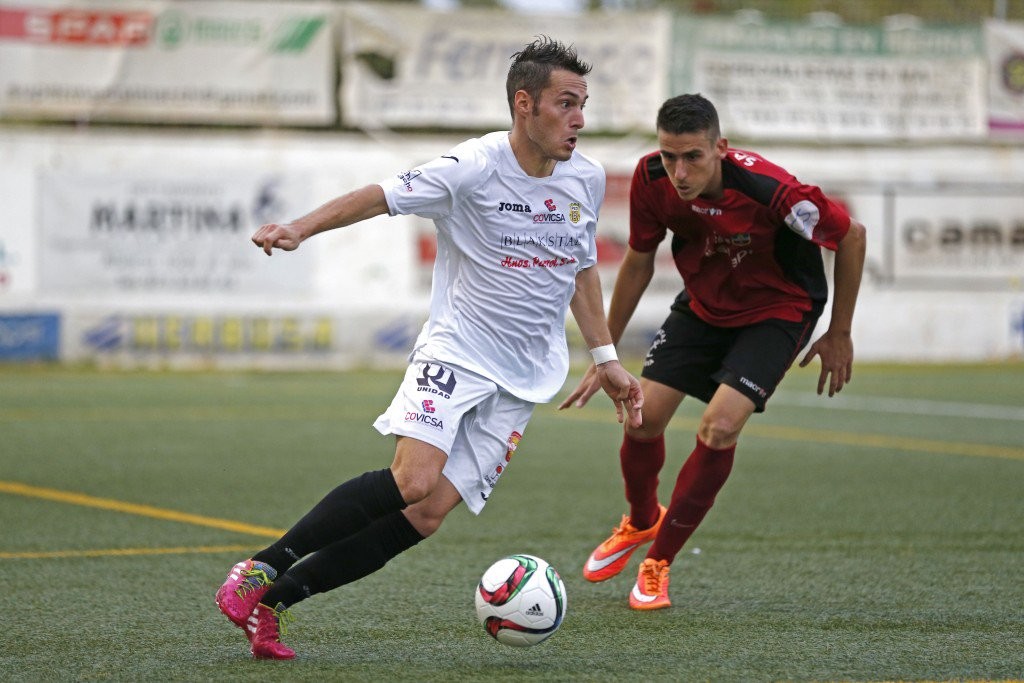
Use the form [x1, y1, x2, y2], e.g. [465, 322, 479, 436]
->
[249, 602, 296, 660]
[215, 559, 276, 634]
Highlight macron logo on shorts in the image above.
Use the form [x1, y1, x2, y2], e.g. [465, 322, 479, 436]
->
[739, 376, 767, 398]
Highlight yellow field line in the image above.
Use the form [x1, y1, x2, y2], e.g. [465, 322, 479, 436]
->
[1, 414, 1020, 562]
[0, 544, 259, 560]
[556, 412, 1024, 462]
[741, 422, 1024, 461]
[0, 481, 285, 538]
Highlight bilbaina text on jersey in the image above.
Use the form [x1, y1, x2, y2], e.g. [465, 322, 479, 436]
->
[500, 255, 578, 269]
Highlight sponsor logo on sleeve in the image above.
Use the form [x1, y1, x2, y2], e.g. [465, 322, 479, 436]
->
[784, 200, 821, 240]
[397, 169, 421, 192]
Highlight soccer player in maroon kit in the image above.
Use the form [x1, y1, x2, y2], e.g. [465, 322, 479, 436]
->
[560, 93, 866, 609]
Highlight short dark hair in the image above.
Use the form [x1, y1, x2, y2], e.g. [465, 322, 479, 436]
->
[657, 93, 721, 140]
[506, 35, 591, 120]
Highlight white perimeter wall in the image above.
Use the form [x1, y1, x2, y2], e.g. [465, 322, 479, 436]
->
[1, 126, 1022, 367]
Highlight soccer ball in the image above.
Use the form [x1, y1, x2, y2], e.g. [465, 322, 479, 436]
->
[474, 554, 567, 647]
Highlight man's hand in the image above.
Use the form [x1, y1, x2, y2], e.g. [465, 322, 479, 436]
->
[799, 329, 853, 397]
[251, 223, 304, 256]
[560, 361, 643, 428]
[558, 363, 601, 411]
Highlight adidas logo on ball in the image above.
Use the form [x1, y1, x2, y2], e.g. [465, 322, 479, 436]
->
[524, 603, 544, 617]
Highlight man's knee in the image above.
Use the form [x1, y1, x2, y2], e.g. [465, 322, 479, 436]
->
[403, 479, 462, 538]
[699, 385, 756, 449]
[391, 465, 441, 505]
[390, 438, 447, 505]
[403, 506, 445, 538]
[697, 412, 744, 449]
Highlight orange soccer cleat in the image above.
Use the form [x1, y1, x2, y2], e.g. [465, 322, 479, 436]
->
[582, 504, 666, 582]
[629, 558, 672, 611]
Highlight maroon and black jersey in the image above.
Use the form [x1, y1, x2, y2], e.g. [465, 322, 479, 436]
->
[629, 148, 851, 327]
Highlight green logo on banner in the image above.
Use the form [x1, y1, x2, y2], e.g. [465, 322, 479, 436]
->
[270, 17, 325, 53]
[158, 10, 188, 49]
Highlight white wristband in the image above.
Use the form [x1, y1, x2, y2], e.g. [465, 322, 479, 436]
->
[590, 344, 618, 365]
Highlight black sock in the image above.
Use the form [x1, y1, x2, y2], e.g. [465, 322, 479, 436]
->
[261, 511, 425, 608]
[253, 469, 406, 574]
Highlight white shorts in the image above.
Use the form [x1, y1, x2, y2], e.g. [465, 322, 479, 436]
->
[373, 360, 535, 515]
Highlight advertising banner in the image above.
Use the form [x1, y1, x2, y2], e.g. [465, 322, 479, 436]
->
[892, 188, 1024, 285]
[61, 309, 427, 368]
[986, 19, 1024, 133]
[38, 169, 314, 294]
[0, 312, 59, 360]
[0, 233, 24, 293]
[0, 0, 334, 125]
[0, 141, 36, 294]
[339, 2, 669, 132]
[671, 17, 986, 141]
[78, 313, 333, 355]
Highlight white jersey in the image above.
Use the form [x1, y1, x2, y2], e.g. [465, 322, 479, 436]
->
[380, 131, 605, 404]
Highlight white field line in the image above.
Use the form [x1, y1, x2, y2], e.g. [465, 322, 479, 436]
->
[773, 392, 1024, 423]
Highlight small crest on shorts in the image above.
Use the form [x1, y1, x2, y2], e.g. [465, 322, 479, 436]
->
[505, 431, 522, 462]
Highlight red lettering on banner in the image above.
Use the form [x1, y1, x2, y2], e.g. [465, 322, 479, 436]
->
[0, 8, 152, 45]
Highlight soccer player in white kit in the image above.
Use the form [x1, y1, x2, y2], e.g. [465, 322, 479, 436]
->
[215, 36, 643, 659]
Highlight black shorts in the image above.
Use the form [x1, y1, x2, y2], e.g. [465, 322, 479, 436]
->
[641, 295, 819, 412]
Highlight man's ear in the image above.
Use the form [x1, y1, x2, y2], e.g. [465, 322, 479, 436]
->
[716, 136, 729, 158]
[513, 89, 533, 118]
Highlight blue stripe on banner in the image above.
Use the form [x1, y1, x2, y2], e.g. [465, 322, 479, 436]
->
[0, 313, 61, 360]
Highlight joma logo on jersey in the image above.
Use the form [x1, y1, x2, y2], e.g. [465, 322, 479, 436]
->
[416, 362, 457, 398]
[498, 201, 532, 213]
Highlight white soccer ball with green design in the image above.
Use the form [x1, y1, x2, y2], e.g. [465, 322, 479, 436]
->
[474, 554, 567, 647]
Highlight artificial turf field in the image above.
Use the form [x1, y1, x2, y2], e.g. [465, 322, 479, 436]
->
[2, 362, 1022, 682]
